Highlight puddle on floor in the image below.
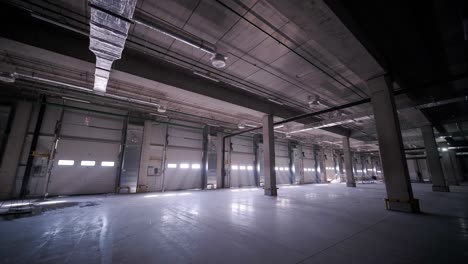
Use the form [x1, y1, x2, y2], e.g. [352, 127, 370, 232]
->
[0, 200, 99, 220]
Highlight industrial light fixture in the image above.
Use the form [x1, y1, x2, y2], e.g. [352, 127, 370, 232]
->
[441, 147, 448, 152]
[193, 71, 220, 82]
[286, 133, 292, 138]
[308, 95, 322, 108]
[157, 104, 167, 113]
[244, 124, 258, 128]
[238, 123, 246, 129]
[211, 53, 227, 68]
[0, 72, 15, 83]
[274, 125, 284, 129]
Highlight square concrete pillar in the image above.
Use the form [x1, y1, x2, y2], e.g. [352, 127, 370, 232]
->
[421, 125, 449, 192]
[343, 136, 356, 187]
[215, 135, 223, 189]
[137, 120, 152, 191]
[368, 75, 419, 213]
[448, 150, 463, 183]
[262, 114, 277, 196]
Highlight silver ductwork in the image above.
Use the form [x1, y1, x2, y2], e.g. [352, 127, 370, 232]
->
[88, 0, 137, 93]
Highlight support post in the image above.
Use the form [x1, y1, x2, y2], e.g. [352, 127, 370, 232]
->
[343, 136, 356, 187]
[313, 145, 321, 183]
[252, 134, 261, 187]
[137, 120, 152, 192]
[421, 125, 449, 191]
[262, 114, 277, 196]
[369, 75, 419, 213]
[216, 133, 225, 189]
[319, 149, 327, 183]
[200, 126, 209, 189]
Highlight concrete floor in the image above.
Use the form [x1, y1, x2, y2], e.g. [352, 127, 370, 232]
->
[1, 183, 467, 264]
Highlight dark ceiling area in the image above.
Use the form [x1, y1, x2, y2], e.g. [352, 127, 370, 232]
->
[326, 0, 468, 143]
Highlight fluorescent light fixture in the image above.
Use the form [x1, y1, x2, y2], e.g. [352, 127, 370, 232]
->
[101, 161, 115, 167]
[193, 71, 220, 82]
[274, 167, 278, 170]
[81, 160, 95, 166]
[279, 167, 284, 171]
[157, 105, 167, 113]
[180, 163, 190, 169]
[290, 127, 316, 134]
[58, 160, 74, 166]
[244, 124, 258, 128]
[191, 164, 201, 169]
[238, 123, 245, 129]
[231, 165, 239, 170]
[274, 125, 284, 129]
[167, 163, 177, 168]
[247, 166, 253, 171]
[239, 166, 246, 170]
[441, 148, 448, 152]
[62, 96, 91, 104]
[268, 98, 284, 105]
[208, 123, 220, 127]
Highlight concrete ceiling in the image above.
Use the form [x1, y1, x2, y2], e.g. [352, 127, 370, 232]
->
[0, 0, 449, 151]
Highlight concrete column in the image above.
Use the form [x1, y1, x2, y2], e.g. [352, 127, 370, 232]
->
[421, 125, 448, 191]
[0, 102, 32, 199]
[441, 150, 458, 186]
[216, 133, 225, 188]
[137, 120, 152, 192]
[337, 150, 344, 182]
[262, 114, 277, 196]
[368, 75, 419, 213]
[343, 136, 356, 187]
[319, 150, 327, 183]
[448, 150, 462, 184]
[296, 144, 305, 184]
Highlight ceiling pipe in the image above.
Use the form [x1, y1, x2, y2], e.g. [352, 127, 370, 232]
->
[300, 95, 468, 131]
[133, 11, 227, 68]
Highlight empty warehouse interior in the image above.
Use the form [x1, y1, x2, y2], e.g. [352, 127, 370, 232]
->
[0, 0, 467, 263]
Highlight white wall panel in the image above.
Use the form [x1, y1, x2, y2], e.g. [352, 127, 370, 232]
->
[60, 110, 123, 141]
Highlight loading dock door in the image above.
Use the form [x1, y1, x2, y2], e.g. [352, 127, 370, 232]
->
[230, 137, 255, 187]
[163, 126, 203, 191]
[48, 139, 120, 195]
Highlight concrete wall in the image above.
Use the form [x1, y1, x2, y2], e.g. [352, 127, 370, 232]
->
[2, 98, 399, 198]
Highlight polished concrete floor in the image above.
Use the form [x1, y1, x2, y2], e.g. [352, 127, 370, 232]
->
[1, 183, 467, 264]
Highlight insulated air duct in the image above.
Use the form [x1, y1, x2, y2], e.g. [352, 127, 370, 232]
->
[88, 0, 137, 93]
